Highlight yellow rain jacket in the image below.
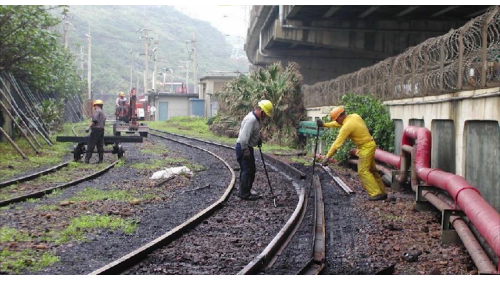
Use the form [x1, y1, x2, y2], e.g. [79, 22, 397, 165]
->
[323, 114, 372, 159]
[323, 113, 385, 197]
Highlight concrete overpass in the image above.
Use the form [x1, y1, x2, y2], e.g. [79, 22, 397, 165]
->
[245, 5, 493, 85]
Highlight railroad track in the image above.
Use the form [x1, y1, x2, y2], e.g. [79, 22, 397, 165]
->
[0, 160, 119, 207]
[0, 125, 120, 207]
[0, 161, 72, 188]
[85, 129, 313, 274]
[0, 127, 376, 274]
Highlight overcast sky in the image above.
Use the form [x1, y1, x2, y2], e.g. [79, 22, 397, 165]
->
[173, 5, 250, 39]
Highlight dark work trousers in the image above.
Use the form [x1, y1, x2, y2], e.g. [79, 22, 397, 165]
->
[85, 128, 104, 163]
[235, 143, 255, 197]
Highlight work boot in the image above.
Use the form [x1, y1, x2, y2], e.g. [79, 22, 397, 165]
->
[98, 153, 104, 164]
[368, 193, 388, 201]
[238, 193, 262, 201]
[84, 158, 90, 164]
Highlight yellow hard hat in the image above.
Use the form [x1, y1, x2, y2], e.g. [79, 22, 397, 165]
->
[330, 106, 344, 121]
[93, 99, 104, 106]
[119, 92, 125, 97]
[258, 100, 274, 117]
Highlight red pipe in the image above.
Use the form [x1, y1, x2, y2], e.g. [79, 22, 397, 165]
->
[349, 148, 401, 169]
[401, 126, 500, 261]
[375, 148, 401, 169]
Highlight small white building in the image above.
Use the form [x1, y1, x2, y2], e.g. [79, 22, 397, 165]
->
[146, 92, 198, 121]
[198, 72, 241, 118]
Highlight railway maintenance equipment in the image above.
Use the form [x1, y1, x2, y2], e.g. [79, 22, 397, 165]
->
[56, 135, 143, 161]
[114, 87, 149, 137]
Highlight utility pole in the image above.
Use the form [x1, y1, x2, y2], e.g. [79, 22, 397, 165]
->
[138, 28, 152, 94]
[152, 35, 159, 92]
[137, 71, 140, 92]
[86, 25, 91, 100]
[80, 46, 84, 80]
[192, 33, 197, 94]
[129, 50, 133, 91]
[170, 69, 174, 93]
[186, 33, 198, 93]
[162, 72, 166, 91]
[144, 34, 148, 94]
[182, 60, 190, 90]
[63, 15, 69, 48]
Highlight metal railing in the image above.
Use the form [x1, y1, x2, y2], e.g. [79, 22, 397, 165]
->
[301, 6, 500, 108]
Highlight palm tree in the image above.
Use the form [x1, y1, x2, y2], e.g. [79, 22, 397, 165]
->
[213, 62, 305, 147]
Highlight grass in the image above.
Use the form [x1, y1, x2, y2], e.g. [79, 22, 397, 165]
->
[146, 117, 299, 155]
[69, 187, 156, 203]
[114, 158, 125, 168]
[0, 121, 116, 182]
[146, 117, 236, 147]
[0, 184, 18, 201]
[378, 211, 405, 222]
[290, 156, 313, 166]
[0, 249, 59, 274]
[0, 227, 31, 243]
[35, 204, 59, 211]
[140, 146, 169, 155]
[46, 188, 63, 198]
[69, 187, 134, 202]
[25, 198, 40, 203]
[34, 161, 101, 184]
[0, 123, 76, 181]
[55, 214, 137, 243]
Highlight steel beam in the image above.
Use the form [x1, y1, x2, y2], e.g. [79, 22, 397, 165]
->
[359, 6, 379, 18]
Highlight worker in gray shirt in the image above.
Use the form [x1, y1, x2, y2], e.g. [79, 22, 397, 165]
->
[85, 99, 107, 164]
[235, 100, 274, 201]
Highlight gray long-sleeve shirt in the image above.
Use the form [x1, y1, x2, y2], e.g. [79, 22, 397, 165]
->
[236, 111, 261, 150]
[92, 108, 106, 129]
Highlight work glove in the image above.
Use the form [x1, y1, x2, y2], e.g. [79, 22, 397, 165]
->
[316, 119, 324, 127]
[257, 139, 262, 148]
[243, 149, 252, 158]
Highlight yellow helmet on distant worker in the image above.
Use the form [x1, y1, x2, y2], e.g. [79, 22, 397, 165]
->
[119, 92, 125, 97]
[258, 100, 274, 117]
[330, 106, 344, 121]
[93, 99, 104, 106]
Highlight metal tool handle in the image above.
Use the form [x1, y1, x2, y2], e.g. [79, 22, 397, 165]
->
[311, 126, 320, 178]
[259, 147, 275, 198]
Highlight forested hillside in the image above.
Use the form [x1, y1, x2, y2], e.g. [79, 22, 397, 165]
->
[62, 5, 248, 95]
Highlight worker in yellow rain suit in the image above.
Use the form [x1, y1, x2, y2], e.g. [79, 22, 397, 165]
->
[316, 106, 387, 201]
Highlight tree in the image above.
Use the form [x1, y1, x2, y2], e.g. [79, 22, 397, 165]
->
[0, 5, 82, 96]
[212, 62, 306, 147]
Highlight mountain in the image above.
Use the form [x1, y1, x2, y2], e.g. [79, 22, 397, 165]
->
[61, 5, 248, 95]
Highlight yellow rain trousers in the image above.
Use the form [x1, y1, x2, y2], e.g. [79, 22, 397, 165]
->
[323, 114, 386, 197]
[356, 140, 386, 197]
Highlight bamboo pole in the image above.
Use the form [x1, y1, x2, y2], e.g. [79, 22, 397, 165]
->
[0, 99, 39, 154]
[5, 74, 52, 143]
[0, 126, 28, 160]
[0, 87, 51, 146]
[0, 88, 42, 148]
